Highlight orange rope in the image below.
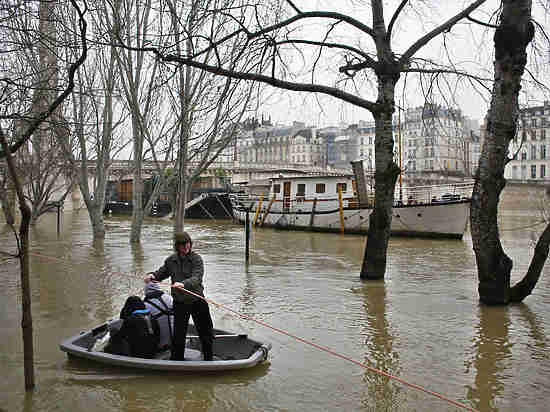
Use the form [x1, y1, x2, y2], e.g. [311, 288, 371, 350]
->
[30, 251, 478, 412]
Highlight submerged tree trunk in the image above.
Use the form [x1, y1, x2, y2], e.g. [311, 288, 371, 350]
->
[173, 40, 193, 233]
[361, 101, 400, 279]
[0, 129, 34, 390]
[360, 7, 401, 279]
[130, 133, 145, 243]
[470, 0, 534, 304]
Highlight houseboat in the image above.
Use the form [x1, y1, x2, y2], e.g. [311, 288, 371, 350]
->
[104, 177, 233, 219]
[230, 174, 473, 239]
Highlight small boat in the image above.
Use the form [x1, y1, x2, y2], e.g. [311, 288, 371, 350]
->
[230, 173, 473, 239]
[60, 319, 271, 372]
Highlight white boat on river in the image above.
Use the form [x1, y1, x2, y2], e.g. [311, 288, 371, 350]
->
[230, 174, 473, 239]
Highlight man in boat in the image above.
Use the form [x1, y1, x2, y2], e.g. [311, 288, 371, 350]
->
[143, 280, 174, 351]
[144, 231, 214, 361]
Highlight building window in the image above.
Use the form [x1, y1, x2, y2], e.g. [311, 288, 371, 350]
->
[541, 145, 546, 160]
[542, 129, 547, 140]
[521, 152, 527, 160]
[316, 183, 325, 194]
[541, 164, 546, 178]
[273, 184, 281, 194]
[531, 145, 537, 160]
[297, 184, 306, 196]
[531, 165, 537, 178]
[336, 183, 347, 193]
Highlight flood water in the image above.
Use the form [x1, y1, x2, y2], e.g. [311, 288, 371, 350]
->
[1, 206, 550, 412]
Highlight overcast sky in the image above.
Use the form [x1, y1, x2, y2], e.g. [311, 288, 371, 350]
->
[255, 1, 550, 129]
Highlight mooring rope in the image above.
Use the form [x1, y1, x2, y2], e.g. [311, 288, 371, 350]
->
[29, 250, 478, 412]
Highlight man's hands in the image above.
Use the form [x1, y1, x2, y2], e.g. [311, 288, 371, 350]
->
[144, 273, 157, 283]
[172, 281, 185, 290]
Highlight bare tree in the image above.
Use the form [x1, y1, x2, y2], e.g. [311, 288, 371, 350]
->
[470, 0, 550, 304]
[0, 0, 88, 390]
[54, 0, 131, 240]
[108, 0, 180, 243]
[131, 0, 487, 279]
[0, 0, 77, 225]
[161, 0, 256, 232]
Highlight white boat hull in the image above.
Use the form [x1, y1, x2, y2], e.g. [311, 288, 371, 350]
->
[232, 199, 470, 239]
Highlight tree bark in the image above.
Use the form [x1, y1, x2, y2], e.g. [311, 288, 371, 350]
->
[470, 0, 534, 304]
[361, 99, 400, 279]
[0, 128, 34, 390]
[360, 2, 401, 279]
[510, 221, 550, 301]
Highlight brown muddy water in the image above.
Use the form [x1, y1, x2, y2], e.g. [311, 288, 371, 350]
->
[1, 207, 549, 412]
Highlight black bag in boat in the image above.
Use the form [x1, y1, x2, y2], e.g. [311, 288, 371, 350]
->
[105, 296, 160, 358]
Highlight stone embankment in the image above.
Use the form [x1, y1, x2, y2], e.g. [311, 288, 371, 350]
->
[500, 182, 548, 212]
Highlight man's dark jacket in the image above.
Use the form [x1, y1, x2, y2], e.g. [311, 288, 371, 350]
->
[152, 251, 204, 304]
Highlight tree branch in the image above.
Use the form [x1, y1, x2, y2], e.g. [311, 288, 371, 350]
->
[159, 54, 377, 112]
[285, 0, 301, 14]
[387, 0, 409, 43]
[0, 0, 88, 159]
[276, 39, 376, 66]
[400, 0, 486, 64]
[189, 10, 376, 61]
[466, 15, 498, 29]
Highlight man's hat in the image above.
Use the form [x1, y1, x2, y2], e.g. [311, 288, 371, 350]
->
[174, 231, 192, 245]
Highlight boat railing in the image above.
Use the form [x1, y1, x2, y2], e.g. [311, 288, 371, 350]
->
[396, 180, 474, 206]
[230, 180, 474, 212]
[230, 191, 357, 210]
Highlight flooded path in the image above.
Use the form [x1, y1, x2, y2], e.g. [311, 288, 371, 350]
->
[1, 208, 549, 411]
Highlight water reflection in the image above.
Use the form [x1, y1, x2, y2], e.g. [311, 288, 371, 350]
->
[130, 243, 145, 275]
[3, 210, 550, 411]
[58, 358, 270, 412]
[516, 303, 549, 359]
[466, 306, 512, 411]
[359, 281, 404, 411]
[466, 302, 549, 412]
[239, 264, 257, 314]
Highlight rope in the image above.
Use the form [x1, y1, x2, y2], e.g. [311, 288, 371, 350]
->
[29, 251, 478, 412]
[178, 287, 478, 412]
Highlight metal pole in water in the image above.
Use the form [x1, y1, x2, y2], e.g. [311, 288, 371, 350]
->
[245, 207, 250, 263]
[56, 202, 61, 238]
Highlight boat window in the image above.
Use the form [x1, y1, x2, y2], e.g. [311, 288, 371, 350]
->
[297, 184, 306, 196]
[337, 183, 347, 193]
[273, 184, 281, 194]
[315, 183, 325, 193]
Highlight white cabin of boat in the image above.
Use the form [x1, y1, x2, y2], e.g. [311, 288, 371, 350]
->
[267, 174, 358, 204]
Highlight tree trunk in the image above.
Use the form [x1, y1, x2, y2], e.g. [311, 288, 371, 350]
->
[173, 51, 193, 233]
[130, 148, 144, 244]
[510, 221, 550, 301]
[470, 0, 533, 304]
[1, 179, 16, 224]
[89, 206, 106, 239]
[18, 193, 33, 390]
[361, 73, 400, 279]
[0, 129, 34, 390]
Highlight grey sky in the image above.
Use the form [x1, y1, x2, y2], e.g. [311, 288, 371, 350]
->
[256, 1, 549, 128]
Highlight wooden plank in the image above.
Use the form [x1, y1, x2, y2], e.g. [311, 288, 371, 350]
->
[309, 198, 318, 228]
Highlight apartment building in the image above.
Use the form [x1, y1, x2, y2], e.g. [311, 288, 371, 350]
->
[505, 101, 550, 181]
[400, 105, 473, 176]
[235, 118, 326, 167]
